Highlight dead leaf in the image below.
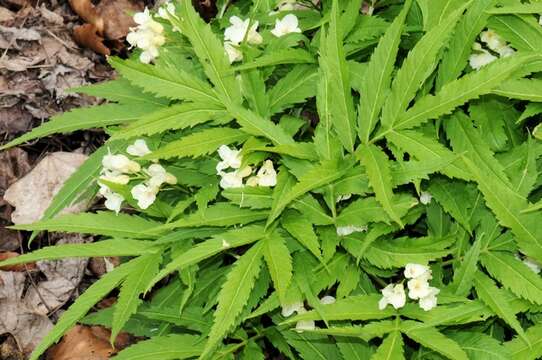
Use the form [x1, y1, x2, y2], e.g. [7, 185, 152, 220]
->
[4, 151, 89, 225]
[41, 64, 88, 99]
[46, 325, 114, 360]
[0, 106, 32, 135]
[0, 227, 20, 252]
[25, 235, 88, 315]
[0, 335, 24, 360]
[0, 25, 41, 49]
[0, 148, 31, 194]
[0, 252, 36, 272]
[73, 23, 109, 55]
[88, 256, 120, 277]
[0, 7, 15, 23]
[99, 0, 142, 40]
[0, 270, 53, 355]
[39, 4, 64, 26]
[69, 0, 104, 33]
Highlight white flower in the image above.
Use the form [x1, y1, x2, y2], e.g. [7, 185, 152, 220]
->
[336, 225, 367, 237]
[281, 301, 304, 317]
[404, 263, 431, 279]
[419, 191, 432, 205]
[407, 277, 431, 300]
[99, 185, 124, 214]
[523, 257, 542, 274]
[256, 160, 277, 187]
[131, 183, 158, 209]
[336, 194, 352, 203]
[133, 7, 152, 26]
[224, 41, 243, 63]
[99, 171, 130, 185]
[540, 15, 542, 26]
[128, 8, 166, 63]
[419, 287, 440, 311]
[246, 176, 259, 187]
[127, 139, 151, 157]
[271, 14, 302, 37]
[146, 164, 177, 188]
[469, 42, 497, 70]
[480, 30, 507, 53]
[222, 239, 231, 248]
[157, 2, 176, 20]
[216, 145, 243, 172]
[224, 16, 262, 45]
[378, 283, 406, 310]
[102, 154, 140, 174]
[320, 295, 336, 305]
[295, 319, 315, 332]
[497, 45, 515, 58]
[219, 166, 252, 189]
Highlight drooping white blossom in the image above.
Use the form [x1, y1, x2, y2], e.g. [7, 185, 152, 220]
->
[404, 263, 431, 280]
[336, 225, 367, 237]
[127, 8, 166, 63]
[469, 44, 497, 70]
[157, 2, 176, 20]
[281, 301, 304, 317]
[419, 191, 432, 205]
[224, 41, 243, 63]
[99, 171, 130, 185]
[224, 16, 263, 45]
[378, 283, 406, 310]
[146, 164, 177, 188]
[407, 277, 432, 300]
[218, 166, 252, 189]
[418, 287, 440, 311]
[131, 183, 158, 209]
[216, 145, 243, 172]
[102, 154, 141, 174]
[99, 184, 124, 214]
[336, 193, 352, 203]
[320, 295, 336, 305]
[127, 139, 151, 157]
[271, 14, 302, 37]
[256, 160, 277, 187]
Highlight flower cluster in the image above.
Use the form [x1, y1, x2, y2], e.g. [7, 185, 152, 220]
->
[469, 29, 514, 71]
[379, 263, 439, 311]
[127, 8, 166, 64]
[281, 295, 336, 332]
[216, 145, 277, 189]
[99, 139, 177, 213]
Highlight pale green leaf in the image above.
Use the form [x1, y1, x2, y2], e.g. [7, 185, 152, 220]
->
[112, 334, 204, 360]
[263, 231, 292, 306]
[371, 331, 404, 360]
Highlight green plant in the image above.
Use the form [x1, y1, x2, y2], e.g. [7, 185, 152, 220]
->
[2, 0, 542, 358]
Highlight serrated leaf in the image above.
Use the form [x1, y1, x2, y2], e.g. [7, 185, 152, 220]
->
[488, 3, 542, 14]
[448, 332, 511, 360]
[488, 14, 542, 52]
[109, 57, 220, 105]
[268, 65, 318, 115]
[428, 178, 475, 233]
[263, 231, 292, 306]
[233, 49, 316, 71]
[492, 78, 542, 101]
[358, 0, 411, 143]
[400, 321, 468, 360]
[337, 194, 416, 227]
[145, 127, 249, 160]
[371, 331, 404, 360]
[149, 226, 266, 291]
[112, 334, 204, 360]
[481, 251, 542, 305]
[357, 144, 404, 226]
[319, 0, 356, 152]
[201, 241, 264, 358]
[72, 78, 168, 106]
[281, 212, 322, 260]
[399, 300, 493, 326]
[473, 271, 527, 344]
[449, 237, 482, 296]
[505, 324, 542, 360]
[29, 259, 137, 360]
[112, 253, 162, 342]
[11, 212, 161, 239]
[0, 239, 156, 267]
[283, 332, 342, 360]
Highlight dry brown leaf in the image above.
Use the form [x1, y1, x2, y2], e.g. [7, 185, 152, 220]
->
[3, 151, 88, 225]
[88, 256, 120, 277]
[46, 325, 115, 360]
[68, 0, 104, 33]
[0, 227, 20, 252]
[0, 270, 53, 355]
[0, 7, 15, 23]
[25, 235, 88, 315]
[0, 106, 32, 135]
[73, 23, 110, 56]
[0, 148, 31, 194]
[98, 0, 142, 40]
[39, 4, 64, 25]
[0, 335, 24, 360]
[0, 252, 36, 272]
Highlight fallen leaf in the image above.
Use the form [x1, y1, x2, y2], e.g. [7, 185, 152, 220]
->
[0, 7, 15, 23]
[0, 148, 31, 194]
[24, 234, 88, 315]
[0, 227, 20, 252]
[98, 0, 142, 40]
[88, 256, 120, 277]
[0, 335, 24, 360]
[46, 325, 117, 360]
[73, 23, 109, 56]
[0, 252, 36, 272]
[4, 151, 89, 225]
[0, 270, 53, 355]
[39, 4, 64, 25]
[0, 106, 32, 135]
[0, 25, 41, 49]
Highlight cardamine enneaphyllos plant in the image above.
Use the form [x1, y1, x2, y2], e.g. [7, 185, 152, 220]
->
[2, 0, 542, 359]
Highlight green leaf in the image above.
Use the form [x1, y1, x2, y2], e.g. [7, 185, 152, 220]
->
[400, 321, 468, 360]
[109, 57, 220, 105]
[0, 239, 156, 267]
[448, 332, 511, 360]
[112, 253, 162, 342]
[319, 0, 356, 152]
[148, 226, 266, 290]
[449, 237, 482, 296]
[267, 159, 346, 226]
[505, 324, 542, 360]
[357, 144, 404, 226]
[480, 251, 542, 305]
[29, 259, 137, 360]
[488, 3, 542, 14]
[201, 241, 264, 358]
[233, 49, 316, 71]
[437, 0, 496, 87]
[281, 212, 322, 260]
[371, 331, 404, 360]
[263, 231, 292, 306]
[379, 4, 465, 132]
[11, 212, 161, 239]
[428, 178, 475, 233]
[283, 332, 342, 360]
[399, 300, 492, 326]
[283, 295, 395, 323]
[493, 78, 542, 102]
[145, 128, 249, 160]
[0, 104, 158, 150]
[222, 187, 273, 209]
[268, 65, 318, 115]
[488, 14, 542, 52]
[358, 0, 411, 143]
[473, 271, 527, 344]
[337, 337, 374, 360]
[174, 1, 240, 103]
[111, 103, 227, 140]
[112, 334, 204, 360]
[337, 194, 416, 227]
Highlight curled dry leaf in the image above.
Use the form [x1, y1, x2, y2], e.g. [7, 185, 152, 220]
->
[3, 152, 88, 225]
[69, 0, 143, 54]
